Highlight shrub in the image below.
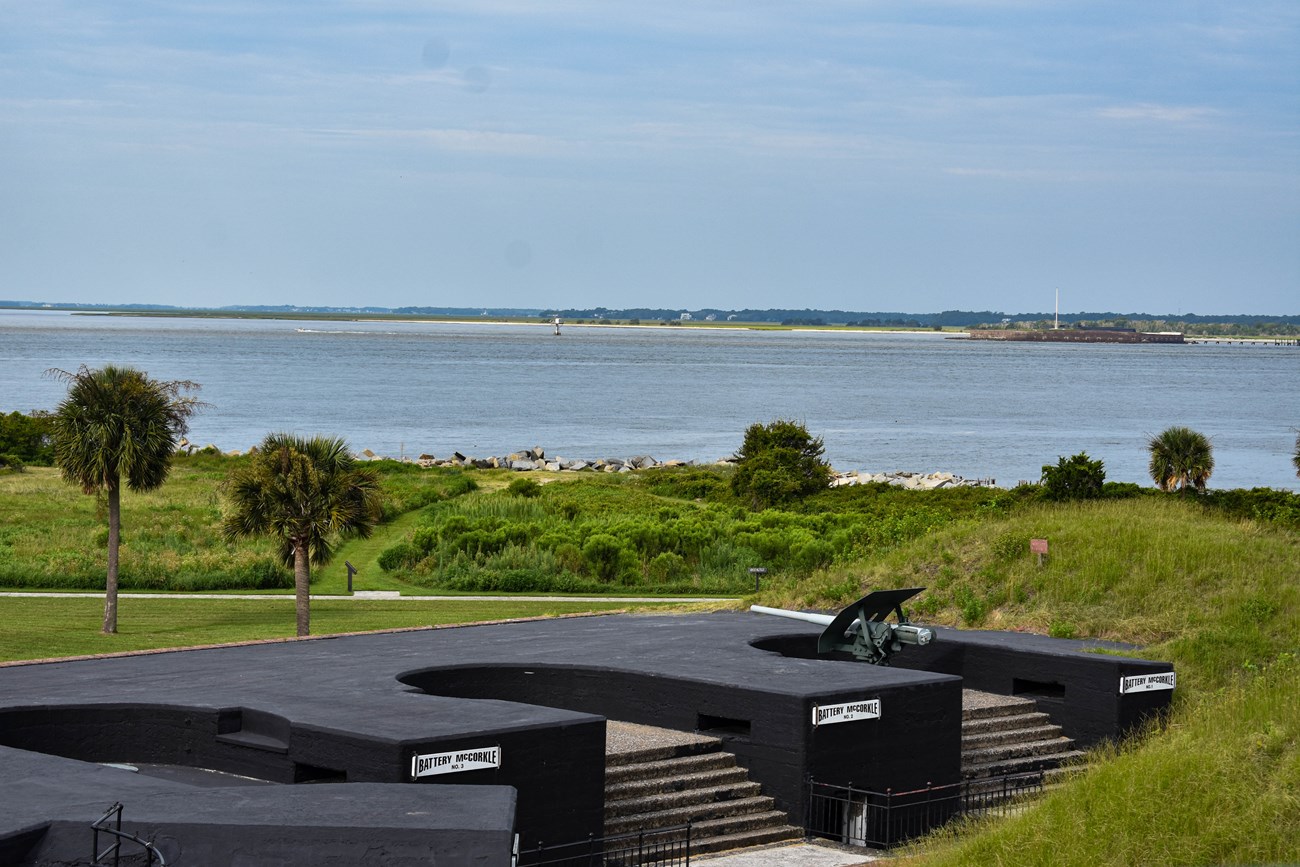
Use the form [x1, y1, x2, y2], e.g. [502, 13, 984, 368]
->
[1040, 452, 1106, 501]
[582, 533, 628, 582]
[648, 551, 688, 582]
[506, 477, 541, 498]
[0, 410, 54, 466]
[378, 542, 421, 572]
[639, 467, 728, 501]
[0, 454, 26, 473]
[730, 419, 832, 510]
[1201, 488, 1300, 529]
[1102, 481, 1144, 499]
[791, 539, 835, 574]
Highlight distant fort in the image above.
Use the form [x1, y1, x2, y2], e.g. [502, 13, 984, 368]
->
[965, 327, 1185, 345]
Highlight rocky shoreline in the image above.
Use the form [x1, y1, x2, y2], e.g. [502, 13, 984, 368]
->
[181, 441, 998, 489]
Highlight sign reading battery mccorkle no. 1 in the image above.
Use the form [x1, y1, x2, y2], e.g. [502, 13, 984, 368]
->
[1119, 672, 1176, 694]
[411, 745, 501, 779]
[812, 699, 881, 726]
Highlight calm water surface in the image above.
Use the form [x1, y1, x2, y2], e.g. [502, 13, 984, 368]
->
[1, 311, 1296, 490]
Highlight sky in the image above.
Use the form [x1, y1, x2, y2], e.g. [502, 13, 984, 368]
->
[1, 1, 1297, 314]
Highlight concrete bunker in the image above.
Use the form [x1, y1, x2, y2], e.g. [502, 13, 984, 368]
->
[0, 612, 1176, 865]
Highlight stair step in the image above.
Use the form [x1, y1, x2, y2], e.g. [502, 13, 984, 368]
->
[963, 749, 1088, 780]
[961, 691, 1038, 722]
[605, 781, 763, 818]
[962, 724, 1064, 751]
[963, 737, 1078, 766]
[605, 766, 751, 801]
[962, 711, 1054, 735]
[606, 743, 719, 767]
[688, 810, 796, 839]
[605, 751, 737, 785]
[606, 815, 801, 855]
[604, 795, 776, 835]
[688, 824, 804, 855]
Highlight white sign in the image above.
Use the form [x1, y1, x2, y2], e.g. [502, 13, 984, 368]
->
[411, 746, 501, 779]
[812, 699, 881, 727]
[1119, 672, 1176, 694]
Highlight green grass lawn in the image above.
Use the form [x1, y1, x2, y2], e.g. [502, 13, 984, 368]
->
[0, 596, 674, 662]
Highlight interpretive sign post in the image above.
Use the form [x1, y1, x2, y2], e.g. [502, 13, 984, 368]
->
[1030, 539, 1049, 566]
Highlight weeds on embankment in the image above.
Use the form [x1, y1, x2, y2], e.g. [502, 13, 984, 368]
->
[759, 496, 1299, 865]
[769, 496, 1298, 692]
[899, 656, 1300, 867]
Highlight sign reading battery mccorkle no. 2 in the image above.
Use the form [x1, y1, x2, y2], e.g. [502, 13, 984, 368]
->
[411, 746, 501, 779]
[812, 699, 882, 726]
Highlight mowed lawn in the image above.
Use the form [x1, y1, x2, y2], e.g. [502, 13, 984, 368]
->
[0, 596, 676, 663]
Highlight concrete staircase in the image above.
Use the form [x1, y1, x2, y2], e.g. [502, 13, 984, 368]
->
[604, 723, 801, 855]
[961, 690, 1085, 784]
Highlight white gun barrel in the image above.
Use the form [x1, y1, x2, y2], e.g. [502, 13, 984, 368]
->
[749, 605, 836, 627]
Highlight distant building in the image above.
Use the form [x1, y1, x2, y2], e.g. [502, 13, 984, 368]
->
[679, 312, 693, 321]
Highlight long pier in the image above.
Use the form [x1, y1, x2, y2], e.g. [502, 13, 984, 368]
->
[1187, 337, 1299, 346]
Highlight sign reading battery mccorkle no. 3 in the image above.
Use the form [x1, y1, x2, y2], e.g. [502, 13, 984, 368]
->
[411, 746, 502, 779]
[812, 699, 882, 727]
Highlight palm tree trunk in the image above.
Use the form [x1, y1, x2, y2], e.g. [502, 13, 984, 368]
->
[103, 481, 120, 635]
[294, 540, 311, 637]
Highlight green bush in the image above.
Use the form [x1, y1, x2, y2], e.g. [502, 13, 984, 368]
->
[378, 541, 421, 572]
[1102, 481, 1145, 499]
[730, 419, 832, 509]
[1040, 452, 1106, 501]
[1201, 487, 1300, 528]
[639, 467, 729, 501]
[506, 477, 542, 498]
[648, 551, 688, 582]
[0, 411, 54, 466]
[582, 533, 631, 582]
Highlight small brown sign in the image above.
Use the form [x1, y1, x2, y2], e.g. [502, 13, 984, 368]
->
[1030, 539, 1049, 554]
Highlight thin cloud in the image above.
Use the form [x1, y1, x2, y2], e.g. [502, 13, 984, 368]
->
[309, 126, 565, 156]
[1097, 104, 1219, 124]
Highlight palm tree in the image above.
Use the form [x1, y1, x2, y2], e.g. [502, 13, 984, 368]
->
[48, 365, 201, 634]
[223, 433, 381, 637]
[1293, 431, 1300, 479]
[1147, 426, 1214, 494]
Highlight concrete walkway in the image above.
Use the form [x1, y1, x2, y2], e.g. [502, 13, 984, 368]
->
[694, 841, 882, 865]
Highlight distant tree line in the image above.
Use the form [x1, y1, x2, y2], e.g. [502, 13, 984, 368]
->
[6, 300, 1299, 331]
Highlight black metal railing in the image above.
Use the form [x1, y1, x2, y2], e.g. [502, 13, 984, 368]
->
[515, 823, 691, 867]
[91, 802, 167, 866]
[806, 771, 1045, 850]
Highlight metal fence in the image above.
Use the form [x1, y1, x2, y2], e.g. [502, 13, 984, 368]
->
[806, 771, 1045, 850]
[515, 823, 691, 867]
[91, 802, 167, 866]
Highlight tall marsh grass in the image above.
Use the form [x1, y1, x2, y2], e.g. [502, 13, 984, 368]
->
[375, 472, 976, 593]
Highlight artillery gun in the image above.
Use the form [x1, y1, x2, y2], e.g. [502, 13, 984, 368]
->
[751, 587, 933, 666]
